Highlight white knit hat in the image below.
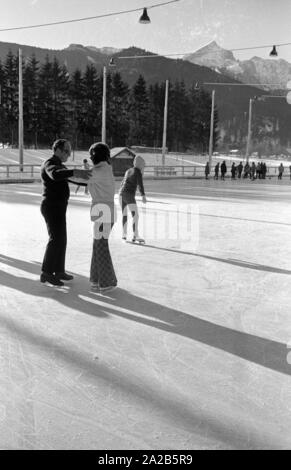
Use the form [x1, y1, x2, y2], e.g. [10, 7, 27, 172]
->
[133, 155, 145, 169]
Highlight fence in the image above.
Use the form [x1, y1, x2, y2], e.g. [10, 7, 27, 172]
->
[0, 164, 79, 181]
[145, 165, 291, 178]
[0, 163, 290, 181]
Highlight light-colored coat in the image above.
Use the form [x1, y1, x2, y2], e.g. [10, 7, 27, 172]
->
[87, 162, 116, 231]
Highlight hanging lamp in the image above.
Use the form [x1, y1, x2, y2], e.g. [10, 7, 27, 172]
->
[269, 45, 278, 57]
[139, 8, 151, 24]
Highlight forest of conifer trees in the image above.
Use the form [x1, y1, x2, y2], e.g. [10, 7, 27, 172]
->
[0, 52, 219, 151]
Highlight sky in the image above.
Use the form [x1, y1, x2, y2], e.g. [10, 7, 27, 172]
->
[0, 0, 291, 62]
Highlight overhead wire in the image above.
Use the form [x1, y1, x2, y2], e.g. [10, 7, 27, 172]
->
[0, 0, 180, 32]
[0, 0, 288, 57]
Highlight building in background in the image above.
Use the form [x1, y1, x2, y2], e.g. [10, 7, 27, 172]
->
[110, 147, 136, 176]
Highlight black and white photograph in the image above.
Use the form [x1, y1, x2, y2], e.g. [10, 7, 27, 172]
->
[0, 0, 291, 452]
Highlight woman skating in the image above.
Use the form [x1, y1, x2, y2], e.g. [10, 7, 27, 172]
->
[87, 142, 117, 293]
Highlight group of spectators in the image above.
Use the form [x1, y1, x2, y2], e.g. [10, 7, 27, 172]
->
[205, 161, 290, 181]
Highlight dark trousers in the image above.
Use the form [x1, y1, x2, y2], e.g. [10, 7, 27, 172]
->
[119, 192, 138, 234]
[41, 201, 67, 274]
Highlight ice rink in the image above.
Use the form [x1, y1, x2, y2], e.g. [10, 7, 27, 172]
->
[0, 178, 291, 450]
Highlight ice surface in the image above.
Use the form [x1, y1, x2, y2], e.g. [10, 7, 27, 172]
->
[0, 179, 291, 450]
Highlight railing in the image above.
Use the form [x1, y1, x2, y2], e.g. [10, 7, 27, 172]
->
[0, 164, 80, 180]
[0, 164, 206, 179]
[144, 165, 291, 178]
[0, 163, 290, 180]
[144, 166, 205, 177]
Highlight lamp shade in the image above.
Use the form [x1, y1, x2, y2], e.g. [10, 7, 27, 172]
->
[139, 8, 151, 24]
[269, 45, 278, 57]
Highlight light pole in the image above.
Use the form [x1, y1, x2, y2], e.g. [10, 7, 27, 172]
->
[208, 89, 215, 171]
[19, 48, 24, 171]
[245, 97, 254, 163]
[102, 65, 107, 143]
[162, 79, 169, 166]
[0, 85, 1, 146]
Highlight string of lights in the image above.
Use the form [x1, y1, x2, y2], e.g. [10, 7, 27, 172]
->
[0, 0, 287, 57]
[0, 0, 180, 32]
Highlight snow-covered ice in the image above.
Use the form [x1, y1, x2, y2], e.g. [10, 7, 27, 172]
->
[0, 179, 291, 450]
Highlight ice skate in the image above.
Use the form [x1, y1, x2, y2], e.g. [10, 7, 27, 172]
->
[121, 224, 127, 242]
[90, 282, 99, 292]
[99, 285, 117, 294]
[132, 235, 145, 244]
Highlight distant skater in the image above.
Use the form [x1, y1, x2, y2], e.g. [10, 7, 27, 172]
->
[256, 162, 262, 179]
[251, 162, 256, 180]
[243, 162, 250, 179]
[221, 160, 227, 180]
[231, 162, 236, 179]
[214, 162, 219, 180]
[278, 163, 284, 180]
[205, 162, 210, 180]
[237, 162, 243, 179]
[119, 156, 147, 242]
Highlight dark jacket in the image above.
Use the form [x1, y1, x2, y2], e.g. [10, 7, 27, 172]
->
[221, 162, 227, 174]
[119, 167, 145, 196]
[41, 155, 74, 203]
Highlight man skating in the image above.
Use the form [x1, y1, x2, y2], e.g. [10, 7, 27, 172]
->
[40, 139, 91, 286]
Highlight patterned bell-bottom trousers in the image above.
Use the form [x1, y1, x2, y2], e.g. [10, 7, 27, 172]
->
[90, 224, 117, 288]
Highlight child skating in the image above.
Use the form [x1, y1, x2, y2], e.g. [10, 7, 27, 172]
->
[119, 155, 147, 243]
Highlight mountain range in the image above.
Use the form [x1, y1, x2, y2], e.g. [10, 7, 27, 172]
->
[0, 40, 291, 147]
[184, 41, 291, 91]
[0, 39, 270, 123]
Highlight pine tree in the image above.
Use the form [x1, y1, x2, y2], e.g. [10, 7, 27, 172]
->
[37, 55, 54, 145]
[23, 54, 40, 148]
[108, 72, 130, 147]
[82, 64, 102, 147]
[128, 75, 150, 146]
[3, 51, 18, 146]
[148, 83, 164, 148]
[168, 80, 191, 151]
[69, 68, 85, 149]
[36, 56, 71, 146]
[50, 57, 71, 140]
